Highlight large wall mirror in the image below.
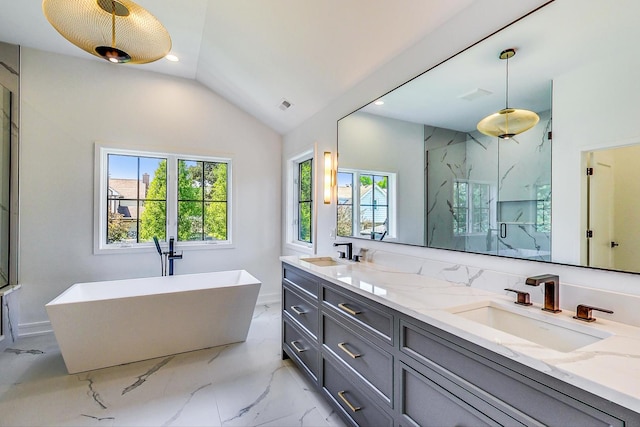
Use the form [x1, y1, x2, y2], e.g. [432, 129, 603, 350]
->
[337, 0, 640, 274]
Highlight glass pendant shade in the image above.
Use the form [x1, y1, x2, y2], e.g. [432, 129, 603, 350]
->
[477, 108, 539, 139]
[477, 48, 539, 139]
[42, 0, 171, 64]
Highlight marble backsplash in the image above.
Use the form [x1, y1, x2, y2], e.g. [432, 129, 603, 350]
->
[359, 247, 640, 328]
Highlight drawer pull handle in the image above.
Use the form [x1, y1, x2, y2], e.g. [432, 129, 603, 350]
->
[290, 305, 306, 315]
[338, 303, 361, 316]
[338, 390, 361, 413]
[290, 340, 306, 353]
[338, 342, 362, 359]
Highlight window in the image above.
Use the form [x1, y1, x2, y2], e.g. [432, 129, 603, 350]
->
[337, 169, 395, 239]
[453, 180, 491, 235]
[536, 184, 551, 233]
[296, 157, 313, 244]
[106, 154, 166, 244]
[178, 160, 228, 241]
[96, 146, 231, 252]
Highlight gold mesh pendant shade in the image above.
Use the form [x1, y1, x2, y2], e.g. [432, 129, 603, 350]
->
[477, 49, 539, 139]
[42, 0, 171, 64]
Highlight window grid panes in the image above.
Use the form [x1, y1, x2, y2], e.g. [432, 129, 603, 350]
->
[337, 171, 354, 237]
[453, 181, 490, 235]
[536, 184, 551, 233]
[298, 158, 312, 243]
[359, 174, 389, 238]
[178, 160, 228, 242]
[107, 154, 166, 244]
[100, 148, 231, 250]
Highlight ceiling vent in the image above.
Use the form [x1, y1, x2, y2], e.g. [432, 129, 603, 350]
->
[459, 88, 492, 101]
[278, 98, 293, 111]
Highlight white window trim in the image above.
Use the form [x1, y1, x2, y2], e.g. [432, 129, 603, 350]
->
[338, 168, 397, 240]
[285, 149, 314, 253]
[452, 179, 496, 237]
[94, 144, 234, 254]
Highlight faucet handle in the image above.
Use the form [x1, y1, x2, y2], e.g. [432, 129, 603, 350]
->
[337, 251, 346, 259]
[504, 288, 532, 306]
[573, 304, 614, 322]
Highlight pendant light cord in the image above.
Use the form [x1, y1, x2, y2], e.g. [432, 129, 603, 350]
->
[111, 1, 116, 48]
[505, 53, 509, 109]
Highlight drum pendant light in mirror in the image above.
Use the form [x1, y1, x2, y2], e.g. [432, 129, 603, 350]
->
[42, 0, 171, 64]
[477, 48, 539, 139]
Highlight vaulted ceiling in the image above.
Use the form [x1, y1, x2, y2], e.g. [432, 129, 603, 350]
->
[0, 0, 476, 134]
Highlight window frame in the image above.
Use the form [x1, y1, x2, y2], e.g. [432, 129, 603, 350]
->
[337, 168, 397, 240]
[94, 144, 233, 254]
[453, 179, 495, 236]
[286, 150, 315, 252]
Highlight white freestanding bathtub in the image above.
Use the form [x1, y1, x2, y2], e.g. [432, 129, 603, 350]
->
[45, 270, 261, 374]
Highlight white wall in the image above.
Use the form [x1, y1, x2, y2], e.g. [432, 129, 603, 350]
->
[553, 53, 640, 265]
[282, 0, 640, 297]
[19, 48, 282, 332]
[338, 112, 424, 245]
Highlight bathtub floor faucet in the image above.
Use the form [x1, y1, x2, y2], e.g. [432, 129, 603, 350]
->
[153, 236, 183, 276]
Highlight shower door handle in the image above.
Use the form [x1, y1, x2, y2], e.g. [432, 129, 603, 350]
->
[500, 223, 507, 238]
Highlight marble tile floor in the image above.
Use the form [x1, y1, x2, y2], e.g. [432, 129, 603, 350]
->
[0, 305, 347, 427]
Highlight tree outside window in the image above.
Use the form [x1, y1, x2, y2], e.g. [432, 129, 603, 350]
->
[298, 158, 312, 243]
[101, 148, 231, 249]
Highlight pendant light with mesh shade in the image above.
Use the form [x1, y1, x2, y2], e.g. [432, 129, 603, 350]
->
[477, 49, 539, 139]
[42, 0, 171, 64]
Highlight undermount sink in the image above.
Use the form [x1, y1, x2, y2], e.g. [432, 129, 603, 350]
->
[300, 257, 341, 267]
[448, 301, 612, 352]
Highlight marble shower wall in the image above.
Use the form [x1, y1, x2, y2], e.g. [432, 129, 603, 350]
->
[426, 110, 551, 261]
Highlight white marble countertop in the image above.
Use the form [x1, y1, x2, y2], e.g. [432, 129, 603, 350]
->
[281, 255, 640, 414]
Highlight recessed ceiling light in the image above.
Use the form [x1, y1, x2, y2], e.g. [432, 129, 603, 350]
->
[165, 54, 179, 62]
[374, 100, 384, 106]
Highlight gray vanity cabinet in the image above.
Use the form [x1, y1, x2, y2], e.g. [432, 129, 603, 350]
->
[282, 266, 320, 383]
[281, 264, 640, 426]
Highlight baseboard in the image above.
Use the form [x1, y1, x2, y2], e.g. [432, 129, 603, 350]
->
[18, 320, 53, 337]
[256, 291, 280, 306]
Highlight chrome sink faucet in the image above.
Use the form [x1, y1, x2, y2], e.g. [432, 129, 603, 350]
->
[525, 274, 561, 313]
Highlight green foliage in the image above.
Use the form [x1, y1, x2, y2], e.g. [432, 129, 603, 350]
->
[204, 162, 228, 240]
[107, 211, 130, 243]
[179, 160, 228, 241]
[359, 175, 372, 186]
[376, 176, 387, 189]
[138, 159, 229, 242]
[298, 159, 312, 242]
[139, 160, 167, 242]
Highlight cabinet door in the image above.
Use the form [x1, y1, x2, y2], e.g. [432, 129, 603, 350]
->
[401, 320, 626, 427]
[322, 312, 393, 405]
[283, 317, 319, 381]
[283, 266, 319, 300]
[323, 357, 393, 427]
[283, 284, 318, 338]
[399, 362, 523, 427]
[323, 286, 393, 343]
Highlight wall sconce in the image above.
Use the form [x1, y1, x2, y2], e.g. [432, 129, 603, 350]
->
[323, 151, 335, 204]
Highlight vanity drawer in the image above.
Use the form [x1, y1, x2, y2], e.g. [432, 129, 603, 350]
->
[400, 320, 625, 427]
[283, 266, 318, 300]
[399, 361, 522, 427]
[323, 357, 393, 427]
[323, 286, 393, 343]
[283, 317, 319, 380]
[283, 285, 318, 338]
[322, 313, 392, 405]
